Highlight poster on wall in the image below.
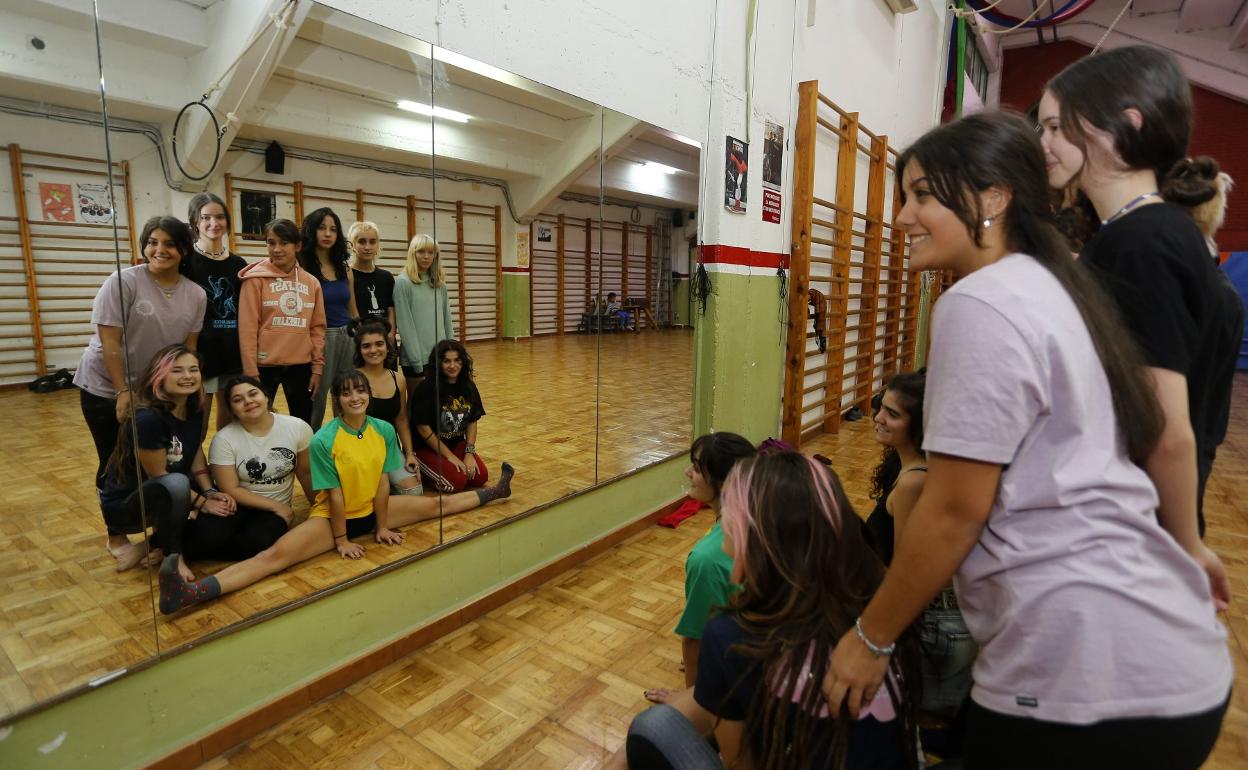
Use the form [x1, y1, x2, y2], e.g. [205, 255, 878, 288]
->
[39, 182, 74, 222]
[240, 191, 276, 240]
[536, 224, 552, 243]
[516, 230, 530, 268]
[762, 121, 783, 192]
[762, 189, 782, 224]
[76, 182, 112, 223]
[725, 136, 748, 213]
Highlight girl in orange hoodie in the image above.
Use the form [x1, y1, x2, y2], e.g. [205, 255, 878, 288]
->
[238, 219, 327, 425]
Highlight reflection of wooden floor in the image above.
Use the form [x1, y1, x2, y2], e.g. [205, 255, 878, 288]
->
[0, 330, 692, 719]
[205, 374, 1248, 770]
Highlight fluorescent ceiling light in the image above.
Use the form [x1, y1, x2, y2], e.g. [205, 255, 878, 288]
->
[642, 161, 680, 175]
[396, 100, 470, 123]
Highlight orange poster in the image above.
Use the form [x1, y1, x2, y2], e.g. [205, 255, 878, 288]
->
[39, 182, 74, 222]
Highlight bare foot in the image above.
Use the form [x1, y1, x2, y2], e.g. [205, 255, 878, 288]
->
[177, 555, 195, 582]
[107, 538, 146, 572]
[143, 548, 165, 569]
[643, 688, 680, 704]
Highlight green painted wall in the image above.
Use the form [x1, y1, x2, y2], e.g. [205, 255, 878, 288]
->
[671, 278, 692, 327]
[1, 457, 687, 770]
[502, 272, 531, 338]
[691, 270, 785, 443]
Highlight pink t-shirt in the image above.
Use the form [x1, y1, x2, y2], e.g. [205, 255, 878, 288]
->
[924, 253, 1231, 724]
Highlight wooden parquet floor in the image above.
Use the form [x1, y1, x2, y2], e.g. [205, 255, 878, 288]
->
[0, 330, 693, 719]
[202, 373, 1248, 770]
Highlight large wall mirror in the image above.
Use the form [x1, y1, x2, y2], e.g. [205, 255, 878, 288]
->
[0, 0, 700, 721]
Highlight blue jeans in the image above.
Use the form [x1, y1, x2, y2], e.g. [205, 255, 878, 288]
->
[626, 705, 722, 769]
[919, 606, 976, 717]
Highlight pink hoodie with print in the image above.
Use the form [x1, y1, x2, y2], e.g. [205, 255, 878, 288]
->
[237, 260, 327, 376]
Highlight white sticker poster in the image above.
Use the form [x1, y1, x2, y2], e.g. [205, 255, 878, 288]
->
[725, 136, 748, 213]
[76, 183, 113, 224]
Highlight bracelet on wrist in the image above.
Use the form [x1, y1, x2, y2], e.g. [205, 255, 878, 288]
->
[334, 533, 347, 541]
[854, 617, 895, 659]
[464, 443, 476, 454]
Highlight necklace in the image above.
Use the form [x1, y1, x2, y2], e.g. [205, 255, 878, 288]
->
[1101, 191, 1161, 226]
[195, 242, 228, 259]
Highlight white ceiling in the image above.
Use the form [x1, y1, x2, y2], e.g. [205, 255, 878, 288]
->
[0, 0, 699, 211]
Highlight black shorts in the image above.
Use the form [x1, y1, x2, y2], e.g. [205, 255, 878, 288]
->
[345, 512, 377, 539]
[401, 365, 423, 380]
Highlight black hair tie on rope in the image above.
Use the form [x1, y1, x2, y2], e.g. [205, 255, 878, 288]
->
[692, 262, 712, 316]
[171, 99, 223, 182]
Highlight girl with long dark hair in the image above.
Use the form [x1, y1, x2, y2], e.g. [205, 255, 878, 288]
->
[410, 339, 491, 493]
[238, 219, 327, 425]
[864, 371, 926, 566]
[1041, 46, 1244, 568]
[185, 192, 248, 430]
[101, 344, 233, 581]
[300, 207, 359, 427]
[825, 111, 1231, 770]
[624, 452, 918, 770]
[157, 371, 514, 615]
[75, 216, 207, 570]
[352, 319, 422, 494]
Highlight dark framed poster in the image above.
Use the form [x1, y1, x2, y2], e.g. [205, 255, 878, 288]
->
[240, 190, 276, 240]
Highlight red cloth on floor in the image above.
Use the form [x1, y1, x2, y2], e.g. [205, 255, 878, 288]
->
[658, 497, 708, 528]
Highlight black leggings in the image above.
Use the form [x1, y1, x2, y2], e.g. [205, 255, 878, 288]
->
[259, 364, 313, 426]
[181, 505, 289, 562]
[101, 474, 288, 561]
[965, 692, 1230, 770]
[101, 473, 193, 554]
[80, 388, 122, 534]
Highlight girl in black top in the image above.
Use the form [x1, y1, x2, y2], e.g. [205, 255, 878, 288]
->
[185, 192, 248, 430]
[410, 338, 489, 492]
[102, 344, 235, 581]
[864, 371, 927, 566]
[620, 452, 918, 770]
[1041, 46, 1239, 608]
[352, 320, 422, 495]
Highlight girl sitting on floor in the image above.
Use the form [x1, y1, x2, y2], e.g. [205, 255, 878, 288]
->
[101, 344, 234, 580]
[158, 371, 514, 615]
[410, 339, 492, 493]
[352, 320, 423, 495]
[622, 451, 919, 770]
[205, 376, 316, 561]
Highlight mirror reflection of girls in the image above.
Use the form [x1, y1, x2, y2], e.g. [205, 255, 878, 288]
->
[156, 372, 513, 615]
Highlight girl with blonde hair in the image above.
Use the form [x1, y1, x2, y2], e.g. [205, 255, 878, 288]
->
[348, 221, 397, 343]
[393, 233, 455, 402]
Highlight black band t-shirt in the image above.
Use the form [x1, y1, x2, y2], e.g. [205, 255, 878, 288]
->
[186, 252, 248, 378]
[352, 266, 396, 324]
[409, 377, 485, 447]
[101, 406, 204, 504]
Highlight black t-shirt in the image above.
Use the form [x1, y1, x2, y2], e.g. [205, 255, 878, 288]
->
[1081, 203, 1244, 464]
[352, 266, 396, 324]
[101, 406, 204, 502]
[409, 377, 485, 446]
[695, 613, 905, 769]
[185, 251, 248, 378]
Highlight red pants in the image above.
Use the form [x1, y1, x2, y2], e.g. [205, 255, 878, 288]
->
[415, 441, 489, 492]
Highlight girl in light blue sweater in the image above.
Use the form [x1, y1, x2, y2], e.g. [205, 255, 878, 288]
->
[393, 233, 455, 403]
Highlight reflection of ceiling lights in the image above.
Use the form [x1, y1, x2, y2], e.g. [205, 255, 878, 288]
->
[642, 161, 680, 175]
[396, 100, 470, 123]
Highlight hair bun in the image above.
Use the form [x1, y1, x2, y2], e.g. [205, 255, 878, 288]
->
[1161, 155, 1220, 207]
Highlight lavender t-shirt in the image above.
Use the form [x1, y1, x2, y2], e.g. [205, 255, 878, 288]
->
[73, 265, 207, 398]
[924, 253, 1231, 724]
